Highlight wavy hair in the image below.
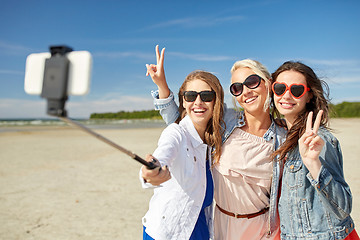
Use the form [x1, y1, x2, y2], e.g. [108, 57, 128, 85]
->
[177, 70, 225, 162]
[271, 61, 330, 161]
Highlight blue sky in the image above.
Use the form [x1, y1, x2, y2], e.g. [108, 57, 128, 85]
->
[1, 0, 359, 118]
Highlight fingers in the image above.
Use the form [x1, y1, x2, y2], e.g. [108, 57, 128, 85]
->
[159, 47, 165, 69]
[145, 64, 157, 77]
[304, 135, 324, 150]
[306, 110, 323, 135]
[313, 110, 323, 134]
[145, 64, 150, 76]
[158, 165, 171, 180]
[142, 155, 171, 185]
[306, 111, 313, 132]
[156, 45, 160, 64]
[146, 45, 165, 77]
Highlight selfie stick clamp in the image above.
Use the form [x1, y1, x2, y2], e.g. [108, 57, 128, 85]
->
[41, 45, 73, 117]
[40, 45, 156, 169]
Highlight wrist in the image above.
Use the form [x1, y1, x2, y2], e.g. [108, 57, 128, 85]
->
[303, 158, 322, 179]
[158, 84, 170, 99]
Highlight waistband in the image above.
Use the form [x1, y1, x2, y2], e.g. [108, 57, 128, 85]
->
[216, 204, 269, 219]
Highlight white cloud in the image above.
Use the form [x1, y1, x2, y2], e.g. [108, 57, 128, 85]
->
[327, 76, 360, 84]
[93, 50, 233, 62]
[135, 15, 244, 33]
[148, 15, 244, 29]
[276, 58, 360, 84]
[304, 59, 360, 67]
[0, 99, 47, 118]
[93, 51, 153, 60]
[168, 52, 233, 62]
[0, 41, 35, 55]
[0, 96, 155, 119]
[0, 69, 24, 75]
[331, 96, 360, 104]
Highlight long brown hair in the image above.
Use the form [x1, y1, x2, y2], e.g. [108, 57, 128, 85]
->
[271, 61, 330, 161]
[177, 70, 225, 162]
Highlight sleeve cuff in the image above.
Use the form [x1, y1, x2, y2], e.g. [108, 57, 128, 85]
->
[307, 165, 333, 192]
[139, 167, 159, 189]
[151, 90, 175, 110]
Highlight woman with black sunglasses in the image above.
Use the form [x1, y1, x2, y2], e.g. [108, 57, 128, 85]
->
[141, 68, 224, 240]
[270, 61, 358, 240]
[145, 45, 286, 239]
[211, 59, 284, 240]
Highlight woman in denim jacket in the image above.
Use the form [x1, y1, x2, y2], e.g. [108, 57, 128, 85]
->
[146, 45, 286, 239]
[271, 61, 358, 240]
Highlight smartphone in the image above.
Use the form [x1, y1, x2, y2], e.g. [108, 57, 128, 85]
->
[24, 51, 92, 96]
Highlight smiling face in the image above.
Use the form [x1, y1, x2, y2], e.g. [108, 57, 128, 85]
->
[273, 70, 312, 128]
[231, 67, 269, 115]
[182, 79, 214, 135]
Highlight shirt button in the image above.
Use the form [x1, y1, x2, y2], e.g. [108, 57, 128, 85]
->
[346, 228, 349, 234]
[162, 216, 165, 219]
[143, 218, 146, 223]
[290, 165, 294, 169]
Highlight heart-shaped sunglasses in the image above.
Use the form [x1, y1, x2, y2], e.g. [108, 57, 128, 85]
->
[272, 82, 310, 99]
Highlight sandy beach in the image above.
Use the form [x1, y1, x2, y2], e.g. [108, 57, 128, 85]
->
[0, 118, 359, 239]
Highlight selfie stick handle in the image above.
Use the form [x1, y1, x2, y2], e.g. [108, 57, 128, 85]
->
[59, 116, 157, 169]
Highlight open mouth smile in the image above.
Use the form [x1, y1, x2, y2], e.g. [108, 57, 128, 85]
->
[279, 102, 296, 108]
[245, 96, 257, 104]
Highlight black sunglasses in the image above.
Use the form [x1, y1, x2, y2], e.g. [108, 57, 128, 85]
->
[183, 90, 216, 102]
[230, 74, 262, 96]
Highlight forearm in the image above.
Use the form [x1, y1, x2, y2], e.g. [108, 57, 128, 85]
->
[307, 165, 352, 219]
[157, 82, 170, 99]
[151, 90, 179, 125]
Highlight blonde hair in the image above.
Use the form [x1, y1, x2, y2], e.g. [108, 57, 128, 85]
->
[230, 59, 272, 111]
[177, 70, 225, 163]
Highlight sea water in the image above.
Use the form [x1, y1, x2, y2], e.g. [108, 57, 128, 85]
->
[0, 118, 166, 132]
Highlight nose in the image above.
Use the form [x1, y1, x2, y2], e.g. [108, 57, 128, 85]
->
[242, 85, 252, 95]
[282, 89, 292, 99]
[194, 94, 203, 104]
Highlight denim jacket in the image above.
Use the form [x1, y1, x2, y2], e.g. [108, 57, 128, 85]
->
[151, 90, 287, 237]
[278, 128, 354, 240]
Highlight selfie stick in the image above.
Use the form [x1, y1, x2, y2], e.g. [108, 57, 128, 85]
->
[41, 45, 156, 169]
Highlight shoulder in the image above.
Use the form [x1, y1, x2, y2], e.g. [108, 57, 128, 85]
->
[161, 123, 183, 138]
[223, 104, 241, 118]
[274, 119, 288, 138]
[318, 127, 340, 148]
[317, 127, 343, 164]
[223, 105, 243, 125]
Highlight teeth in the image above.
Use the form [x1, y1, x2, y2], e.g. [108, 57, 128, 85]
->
[281, 103, 294, 107]
[193, 109, 205, 113]
[245, 97, 256, 103]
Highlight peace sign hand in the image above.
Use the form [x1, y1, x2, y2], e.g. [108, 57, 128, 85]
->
[298, 110, 325, 179]
[145, 45, 170, 98]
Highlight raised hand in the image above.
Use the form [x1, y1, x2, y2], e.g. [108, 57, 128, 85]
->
[141, 154, 171, 186]
[299, 110, 325, 179]
[145, 45, 170, 98]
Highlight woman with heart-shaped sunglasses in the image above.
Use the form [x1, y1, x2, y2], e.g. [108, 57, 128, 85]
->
[271, 61, 358, 240]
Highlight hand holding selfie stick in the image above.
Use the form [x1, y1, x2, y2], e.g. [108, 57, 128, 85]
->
[34, 45, 156, 170]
